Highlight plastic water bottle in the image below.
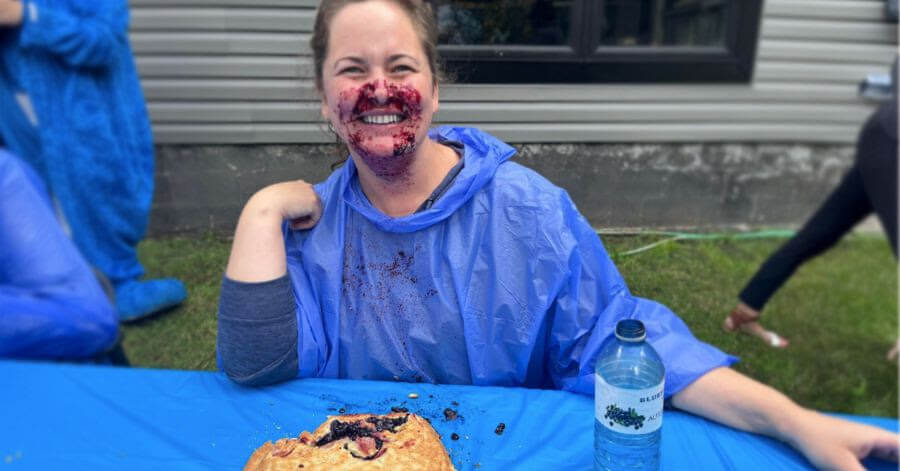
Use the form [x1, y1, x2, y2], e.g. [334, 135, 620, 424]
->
[594, 319, 665, 471]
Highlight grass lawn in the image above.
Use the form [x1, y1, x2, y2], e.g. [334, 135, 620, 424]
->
[127, 232, 898, 418]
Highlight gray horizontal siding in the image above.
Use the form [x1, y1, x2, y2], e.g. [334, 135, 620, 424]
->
[764, 0, 889, 21]
[136, 56, 313, 78]
[438, 82, 866, 103]
[142, 79, 313, 100]
[132, 0, 898, 144]
[757, 40, 897, 64]
[149, 102, 872, 124]
[130, 0, 319, 6]
[141, 81, 871, 104]
[755, 61, 893, 83]
[151, 122, 859, 144]
[131, 32, 310, 55]
[131, 8, 314, 32]
[135, 55, 896, 85]
[761, 18, 897, 44]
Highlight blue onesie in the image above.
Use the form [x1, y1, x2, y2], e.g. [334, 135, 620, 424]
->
[0, 0, 184, 320]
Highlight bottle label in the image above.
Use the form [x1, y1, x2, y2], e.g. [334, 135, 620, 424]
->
[595, 373, 664, 435]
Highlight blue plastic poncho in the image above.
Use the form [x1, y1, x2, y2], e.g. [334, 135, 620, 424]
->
[0, 150, 117, 359]
[285, 127, 736, 396]
[0, 0, 154, 283]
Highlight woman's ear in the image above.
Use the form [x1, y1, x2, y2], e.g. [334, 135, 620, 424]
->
[320, 97, 330, 121]
[432, 80, 439, 114]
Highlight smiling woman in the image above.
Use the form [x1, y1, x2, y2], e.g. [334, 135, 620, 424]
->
[216, 0, 900, 469]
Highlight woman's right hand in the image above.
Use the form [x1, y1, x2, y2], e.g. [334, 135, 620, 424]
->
[225, 180, 322, 282]
[252, 180, 323, 231]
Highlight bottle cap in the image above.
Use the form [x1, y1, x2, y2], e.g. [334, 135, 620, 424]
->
[614, 319, 647, 342]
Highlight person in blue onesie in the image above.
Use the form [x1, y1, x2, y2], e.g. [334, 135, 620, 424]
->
[0, 148, 118, 359]
[218, 0, 900, 467]
[0, 0, 185, 321]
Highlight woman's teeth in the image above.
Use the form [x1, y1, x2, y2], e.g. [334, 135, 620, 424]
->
[360, 114, 403, 125]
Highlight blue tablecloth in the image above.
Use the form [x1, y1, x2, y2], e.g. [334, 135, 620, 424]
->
[0, 360, 896, 470]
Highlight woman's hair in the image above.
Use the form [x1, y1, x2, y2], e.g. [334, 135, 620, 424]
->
[310, 0, 444, 92]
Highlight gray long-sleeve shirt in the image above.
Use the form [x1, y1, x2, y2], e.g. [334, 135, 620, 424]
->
[217, 275, 298, 385]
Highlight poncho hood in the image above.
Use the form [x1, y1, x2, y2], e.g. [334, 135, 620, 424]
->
[340, 126, 516, 233]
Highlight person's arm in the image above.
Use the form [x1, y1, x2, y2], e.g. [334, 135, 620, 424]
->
[0, 0, 23, 26]
[541, 188, 898, 468]
[217, 275, 299, 386]
[225, 180, 322, 282]
[11, 0, 129, 68]
[0, 150, 118, 359]
[218, 180, 322, 385]
[671, 367, 900, 470]
[544, 189, 735, 395]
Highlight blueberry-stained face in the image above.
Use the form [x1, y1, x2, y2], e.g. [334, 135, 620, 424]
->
[319, 0, 439, 180]
[334, 79, 425, 177]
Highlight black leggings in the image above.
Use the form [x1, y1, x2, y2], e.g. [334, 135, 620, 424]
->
[739, 106, 898, 311]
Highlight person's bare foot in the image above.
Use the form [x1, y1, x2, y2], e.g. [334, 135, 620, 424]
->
[737, 320, 789, 348]
[887, 338, 900, 361]
[723, 303, 789, 349]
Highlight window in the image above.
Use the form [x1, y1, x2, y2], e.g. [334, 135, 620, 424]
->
[429, 0, 763, 83]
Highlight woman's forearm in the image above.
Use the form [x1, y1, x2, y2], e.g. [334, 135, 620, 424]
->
[670, 367, 804, 446]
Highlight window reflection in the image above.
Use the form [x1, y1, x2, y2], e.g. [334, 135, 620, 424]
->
[431, 0, 573, 46]
[600, 0, 728, 47]
[428, 0, 730, 48]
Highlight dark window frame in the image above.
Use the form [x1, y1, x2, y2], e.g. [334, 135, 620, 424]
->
[437, 0, 764, 83]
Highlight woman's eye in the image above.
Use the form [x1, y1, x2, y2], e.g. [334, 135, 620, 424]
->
[339, 66, 364, 74]
[392, 65, 414, 73]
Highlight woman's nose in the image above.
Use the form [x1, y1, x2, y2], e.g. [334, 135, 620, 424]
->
[373, 79, 389, 104]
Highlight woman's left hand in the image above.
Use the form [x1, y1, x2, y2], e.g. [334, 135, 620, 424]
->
[0, 0, 23, 26]
[672, 367, 899, 471]
[789, 410, 899, 471]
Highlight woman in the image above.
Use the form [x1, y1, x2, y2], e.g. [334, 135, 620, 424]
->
[218, 0, 899, 468]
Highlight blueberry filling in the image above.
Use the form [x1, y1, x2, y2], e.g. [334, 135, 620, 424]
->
[314, 414, 410, 460]
[443, 408, 458, 421]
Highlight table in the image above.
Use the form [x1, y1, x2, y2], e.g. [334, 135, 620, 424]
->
[1, 360, 896, 470]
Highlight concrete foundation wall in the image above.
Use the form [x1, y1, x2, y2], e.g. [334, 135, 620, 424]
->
[149, 142, 855, 236]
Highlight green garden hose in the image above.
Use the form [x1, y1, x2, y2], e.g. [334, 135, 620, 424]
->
[597, 229, 797, 257]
